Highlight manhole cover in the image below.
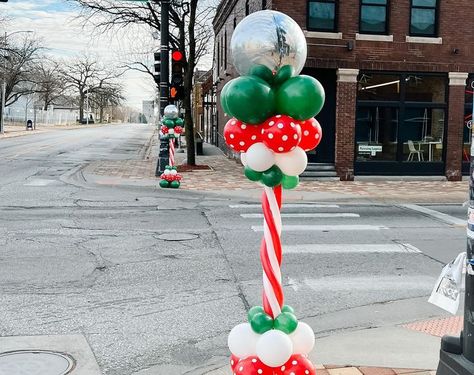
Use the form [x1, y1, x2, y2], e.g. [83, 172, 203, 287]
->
[0, 350, 75, 375]
[156, 233, 199, 241]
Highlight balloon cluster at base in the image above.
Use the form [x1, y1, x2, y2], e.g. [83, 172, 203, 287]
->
[222, 11, 324, 189]
[228, 304, 316, 374]
[159, 165, 182, 188]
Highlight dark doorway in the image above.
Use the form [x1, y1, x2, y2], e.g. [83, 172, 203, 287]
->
[302, 68, 336, 163]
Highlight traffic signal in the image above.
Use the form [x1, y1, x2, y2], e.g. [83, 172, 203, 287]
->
[170, 50, 185, 101]
[153, 51, 160, 86]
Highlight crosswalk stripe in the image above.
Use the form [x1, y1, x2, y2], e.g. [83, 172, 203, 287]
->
[229, 204, 339, 209]
[241, 213, 360, 218]
[400, 204, 466, 226]
[251, 224, 388, 232]
[283, 243, 421, 254]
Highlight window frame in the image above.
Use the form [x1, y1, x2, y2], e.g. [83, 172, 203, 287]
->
[409, 0, 439, 37]
[359, 0, 389, 35]
[306, 0, 338, 33]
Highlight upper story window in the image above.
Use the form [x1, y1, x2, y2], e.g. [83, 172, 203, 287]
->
[360, 0, 388, 34]
[307, 0, 337, 32]
[410, 0, 438, 37]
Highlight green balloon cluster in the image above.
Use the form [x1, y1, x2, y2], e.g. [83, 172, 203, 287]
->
[247, 305, 298, 334]
[161, 116, 184, 139]
[220, 65, 325, 124]
[244, 166, 299, 189]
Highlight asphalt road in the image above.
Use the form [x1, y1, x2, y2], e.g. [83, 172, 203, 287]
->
[0, 124, 468, 374]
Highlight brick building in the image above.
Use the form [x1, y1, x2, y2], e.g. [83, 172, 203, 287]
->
[212, 0, 474, 180]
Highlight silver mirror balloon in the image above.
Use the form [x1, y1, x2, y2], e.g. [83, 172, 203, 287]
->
[230, 10, 307, 77]
[164, 105, 179, 119]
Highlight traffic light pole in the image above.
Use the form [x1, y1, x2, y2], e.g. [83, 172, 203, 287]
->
[156, 0, 170, 176]
[436, 89, 474, 375]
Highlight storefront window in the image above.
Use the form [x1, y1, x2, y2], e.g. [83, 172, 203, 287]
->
[358, 74, 400, 101]
[356, 72, 446, 168]
[464, 76, 474, 163]
[356, 106, 398, 161]
[401, 108, 444, 162]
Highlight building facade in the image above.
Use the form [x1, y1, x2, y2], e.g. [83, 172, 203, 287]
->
[213, 0, 474, 180]
[142, 100, 156, 124]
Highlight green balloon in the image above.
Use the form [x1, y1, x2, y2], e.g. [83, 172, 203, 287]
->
[163, 118, 175, 127]
[174, 118, 184, 126]
[223, 76, 275, 124]
[248, 306, 265, 322]
[274, 312, 298, 334]
[220, 81, 232, 115]
[273, 65, 294, 87]
[250, 312, 274, 334]
[282, 305, 295, 314]
[276, 75, 325, 120]
[159, 180, 169, 188]
[249, 65, 274, 84]
[261, 165, 283, 187]
[244, 166, 263, 182]
[281, 175, 299, 190]
[170, 180, 180, 189]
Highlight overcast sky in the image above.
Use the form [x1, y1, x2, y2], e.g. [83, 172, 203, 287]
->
[2, 0, 175, 110]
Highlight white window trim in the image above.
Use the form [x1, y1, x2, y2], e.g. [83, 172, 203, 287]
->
[356, 33, 393, 42]
[406, 36, 442, 44]
[304, 30, 343, 40]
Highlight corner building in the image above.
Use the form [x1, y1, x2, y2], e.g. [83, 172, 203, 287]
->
[213, 0, 474, 180]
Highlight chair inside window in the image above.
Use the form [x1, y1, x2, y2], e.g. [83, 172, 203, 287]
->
[407, 140, 424, 161]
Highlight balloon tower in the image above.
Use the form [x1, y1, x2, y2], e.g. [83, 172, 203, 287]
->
[159, 105, 184, 189]
[222, 11, 325, 375]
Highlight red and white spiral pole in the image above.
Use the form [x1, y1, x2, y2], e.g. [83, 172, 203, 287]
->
[260, 184, 283, 318]
[169, 138, 175, 167]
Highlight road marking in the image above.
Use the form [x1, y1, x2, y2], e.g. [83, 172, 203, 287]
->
[230, 204, 339, 209]
[251, 224, 388, 232]
[23, 179, 58, 186]
[401, 204, 466, 226]
[241, 213, 359, 218]
[283, 243, 421, 254]
[302, 275, 436, 291]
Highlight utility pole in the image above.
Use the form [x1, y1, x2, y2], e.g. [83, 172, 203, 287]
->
[436, 80, 474, 375]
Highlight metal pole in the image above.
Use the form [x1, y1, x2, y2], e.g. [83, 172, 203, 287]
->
[1, 31, 6, 135]
[156, 0, 170, 176]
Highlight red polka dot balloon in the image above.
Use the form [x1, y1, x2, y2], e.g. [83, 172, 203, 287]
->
[233, 356, 274, 375]
[298, 118, 322, 152]
[224, 118, 262, 152]
[274, 354, 316, 375]
[261, 115, 302, 153]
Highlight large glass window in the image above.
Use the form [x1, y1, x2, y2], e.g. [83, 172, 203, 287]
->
[410, 0, 438, 37]
[308, 0, 337, 32]
[464, 76, 474, 164]
[360, 0, 388, 34]
[357, 72, 446, 164]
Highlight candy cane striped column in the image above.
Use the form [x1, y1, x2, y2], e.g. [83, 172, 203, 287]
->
[260, 184, 283, 318]
[169, 139, 175, 167]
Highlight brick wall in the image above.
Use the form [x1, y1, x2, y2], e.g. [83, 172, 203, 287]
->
[335, 80, 357, 181]
[445, 84, 465, 181]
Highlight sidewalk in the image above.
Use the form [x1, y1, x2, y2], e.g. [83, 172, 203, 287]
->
[84, 141, 468, 204]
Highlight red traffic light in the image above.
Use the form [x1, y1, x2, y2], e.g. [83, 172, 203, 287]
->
[172, 50, 183, 62]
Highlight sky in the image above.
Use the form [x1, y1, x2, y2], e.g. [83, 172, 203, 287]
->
[2, 0, 164, 111]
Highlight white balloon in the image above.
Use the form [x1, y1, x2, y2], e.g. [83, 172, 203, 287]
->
[245, 143, 275, 172]
[170, 170, 177, 175]
[256, 329, 293, 367]
[164, 170, 171, 175]
[228, 323, 259, 358]
[290, 322, 315, 355]
[275, 147, 308, 176]
[241, 152, 248, 167]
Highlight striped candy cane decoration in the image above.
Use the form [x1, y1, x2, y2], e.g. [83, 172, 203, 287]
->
[260, 184, 283, 318]
[169, 139, 175, 167]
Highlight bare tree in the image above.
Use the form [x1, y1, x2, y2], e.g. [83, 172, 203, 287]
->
[33, 59, 67, 110]
[90, 81, 124, 123]
[60, 54, 124, 122]
[71, 0, 214, 165]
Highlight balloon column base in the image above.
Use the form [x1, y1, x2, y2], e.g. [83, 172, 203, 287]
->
[230, 354, 315, 375]
[159, 179, 181, 189]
